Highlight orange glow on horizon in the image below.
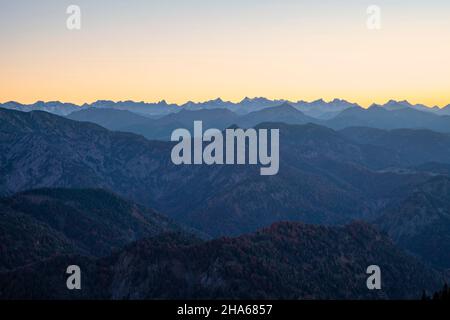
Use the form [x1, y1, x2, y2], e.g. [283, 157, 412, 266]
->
[1, 1, 449, 108]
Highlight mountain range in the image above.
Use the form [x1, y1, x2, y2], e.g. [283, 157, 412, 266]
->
[64, 101, 450, 141]
[2, 98, 450, 119]
[2, 107, 450, 272]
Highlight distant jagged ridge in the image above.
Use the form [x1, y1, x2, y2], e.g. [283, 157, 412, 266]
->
[1, 98, 449, 118]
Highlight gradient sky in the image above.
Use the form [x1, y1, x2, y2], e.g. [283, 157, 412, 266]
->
[1, 0, 449, 107]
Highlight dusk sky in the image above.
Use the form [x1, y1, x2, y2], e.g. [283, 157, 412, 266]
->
[1, 0, 449, 106]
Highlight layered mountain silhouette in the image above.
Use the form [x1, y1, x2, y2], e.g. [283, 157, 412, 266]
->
[62, 100, 450, 141]
[2, 108, 443, 236]
[0, 221, 443, 299]
[2, 107, 450, 273]
[3, 98, 449, 119]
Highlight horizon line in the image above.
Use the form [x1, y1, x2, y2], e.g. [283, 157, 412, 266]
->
[1, 97, 449, 109]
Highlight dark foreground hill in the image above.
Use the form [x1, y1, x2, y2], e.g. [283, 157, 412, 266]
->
[0, 188, 181, 271]
[0, 222, 443, 300]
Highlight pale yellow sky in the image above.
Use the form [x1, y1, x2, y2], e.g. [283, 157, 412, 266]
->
[1, 0, 449, 107]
